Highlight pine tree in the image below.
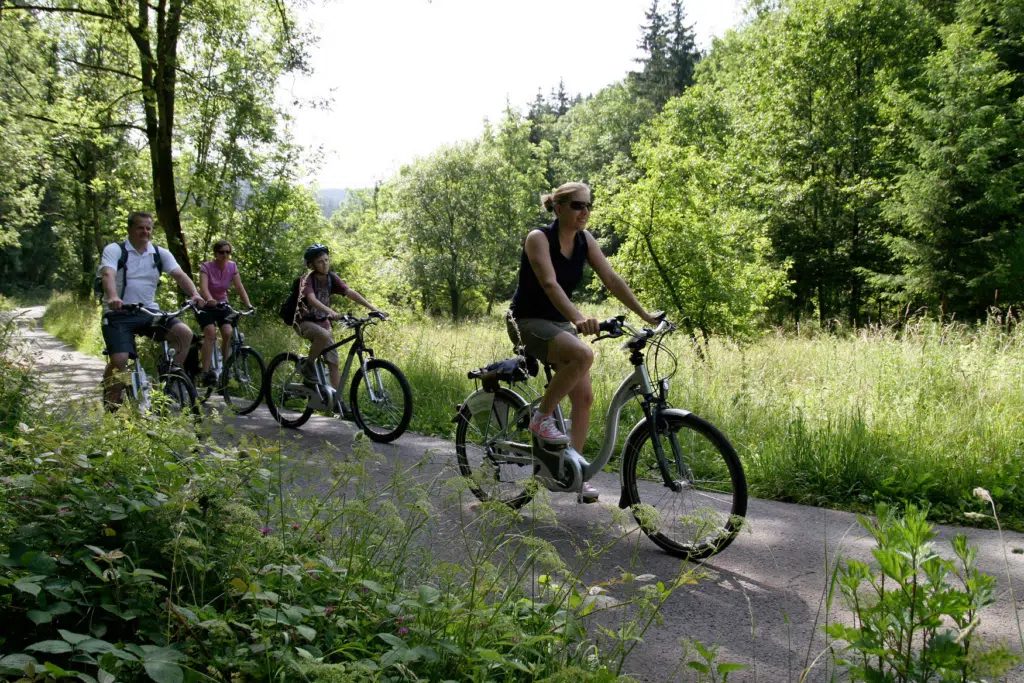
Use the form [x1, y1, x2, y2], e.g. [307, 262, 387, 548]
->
[666, 0, 699, 96]
[632, 0, 672, 106]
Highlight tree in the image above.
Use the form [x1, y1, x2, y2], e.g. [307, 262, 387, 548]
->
[478, 105, 550, 313]
[877, 0, 1024, 316]
[553, 79, 657, 189]
[697, 0, 934, 326]
[605, 85, 788, 343]
[631, 0, 699, 108]
[392, 143, 490, 319]
[0, 15, 50, 255]
[3, 0, 308, 275]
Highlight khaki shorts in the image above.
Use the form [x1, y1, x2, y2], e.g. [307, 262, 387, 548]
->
[297, 321, 339, 365]
[506, 316, 576, 365]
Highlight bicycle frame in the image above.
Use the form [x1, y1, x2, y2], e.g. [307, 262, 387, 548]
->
[312, 319, 379, 398]
[208, 309, 253, 382]
[282, 316, 383, 413]
[464, 320, 689, 496]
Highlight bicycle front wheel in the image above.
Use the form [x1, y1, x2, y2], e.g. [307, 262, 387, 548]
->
[159, 372, 201, 419]
[350, 358, 412, 443]
[266, 352, 314, 428]
[621, 411, 746, 560]
[454, 388, 535, 509]
[221, 348, 266, 415]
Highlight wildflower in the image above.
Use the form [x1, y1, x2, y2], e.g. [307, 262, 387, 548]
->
[397, 627, 409, 636]
[324, 605, 336, 617]
[57, 507, 69, 516]
[259, 527, 272, 537]
[291, 523, 301, 531]
[314, 534, 325, 543]
[973, 487, 993, 504]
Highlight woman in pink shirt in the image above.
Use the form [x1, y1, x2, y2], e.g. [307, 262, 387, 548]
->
[196, 240, 253, 384]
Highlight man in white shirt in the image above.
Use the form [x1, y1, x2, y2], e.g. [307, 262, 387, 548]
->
[99, 211, 205, 408]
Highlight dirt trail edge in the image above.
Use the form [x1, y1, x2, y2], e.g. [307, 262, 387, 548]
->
[11, 306, 1024, 682]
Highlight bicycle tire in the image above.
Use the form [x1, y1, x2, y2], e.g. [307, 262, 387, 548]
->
[159, 372, 201, 419]
[349, 358, 413, 443]
[265, 352, 314, 428]
[454, 387, 535, 509]
[621, 411, 746, 560]
[221, 347, 266, 415]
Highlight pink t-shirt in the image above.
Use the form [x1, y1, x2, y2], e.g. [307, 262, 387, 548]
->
[200, 260, 238, 303]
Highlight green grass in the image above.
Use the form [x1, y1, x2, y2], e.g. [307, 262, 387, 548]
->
[42, 292, 1024, 529]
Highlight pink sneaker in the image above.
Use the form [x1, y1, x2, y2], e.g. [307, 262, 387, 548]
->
[581, 482, 599, 504]
[530, 411, 569, 445]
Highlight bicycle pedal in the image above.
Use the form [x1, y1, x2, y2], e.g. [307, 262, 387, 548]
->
[532, 437, 568, 453]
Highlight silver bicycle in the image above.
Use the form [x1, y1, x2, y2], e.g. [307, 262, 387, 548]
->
[102, 302, 201, 419]
[191, 304, 265, 415]
[453, 315, 747, 560]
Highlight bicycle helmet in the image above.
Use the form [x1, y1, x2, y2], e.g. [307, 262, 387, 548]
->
[304, 243, 330, 265]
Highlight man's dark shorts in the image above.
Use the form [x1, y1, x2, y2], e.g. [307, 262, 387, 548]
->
[195, 305, 233, 330]
[101, 310, 181, 355]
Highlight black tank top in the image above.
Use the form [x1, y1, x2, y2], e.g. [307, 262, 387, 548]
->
[509, 220, 587, 322]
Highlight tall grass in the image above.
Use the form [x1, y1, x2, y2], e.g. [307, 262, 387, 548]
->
[43, 292, 1024, 528]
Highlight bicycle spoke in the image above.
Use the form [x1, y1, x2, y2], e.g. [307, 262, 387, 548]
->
[623, 413, 746, 560]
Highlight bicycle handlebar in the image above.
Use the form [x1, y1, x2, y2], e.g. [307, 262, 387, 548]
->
[592, 314, 675, 344]
[114, 301, 199, 319]
[330, 311, 389, 328]
[211, 302, 256, 317]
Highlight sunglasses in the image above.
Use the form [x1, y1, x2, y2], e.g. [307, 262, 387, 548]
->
[216, 249, 232, 255]
[567, 200, 593, 211]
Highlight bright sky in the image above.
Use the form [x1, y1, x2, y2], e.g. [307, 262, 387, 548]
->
[280, 0, 744, 190]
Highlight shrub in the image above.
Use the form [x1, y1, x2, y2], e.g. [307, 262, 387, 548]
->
[821, 504, 1019, 681]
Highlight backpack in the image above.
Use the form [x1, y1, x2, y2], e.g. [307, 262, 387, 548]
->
[94, 242, 164, 301]
[279, 276, 303, 326]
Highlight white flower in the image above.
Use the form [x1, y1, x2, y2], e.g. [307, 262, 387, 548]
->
[973, 487, 993, 504]
[963, 512, 989, 520]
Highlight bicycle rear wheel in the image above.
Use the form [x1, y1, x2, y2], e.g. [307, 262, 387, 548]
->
[265, 352, 314, 428]
[350, 358, 412, 443]
[158, 372, 201, 419]
[621, 411, 746, 560]
[221, 348, 266, 415]
[454, 388, 535, 509]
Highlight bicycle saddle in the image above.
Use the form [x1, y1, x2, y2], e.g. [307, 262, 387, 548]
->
[467, 355, 539, 392]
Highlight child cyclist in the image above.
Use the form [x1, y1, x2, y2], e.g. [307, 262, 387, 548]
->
[294, 244, 387, 389]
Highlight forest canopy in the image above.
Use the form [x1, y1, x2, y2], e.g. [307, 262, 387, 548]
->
[2, 0, 1021, 333]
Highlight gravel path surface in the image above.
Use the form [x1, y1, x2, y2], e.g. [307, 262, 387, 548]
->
[11, 305, 1024, 682]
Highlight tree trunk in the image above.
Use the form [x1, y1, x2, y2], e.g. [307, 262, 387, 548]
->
[127, 0, 192, 275]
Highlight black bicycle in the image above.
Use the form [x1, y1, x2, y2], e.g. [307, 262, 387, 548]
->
[190, 303, 266, 415]
[265, 312, 413, 442]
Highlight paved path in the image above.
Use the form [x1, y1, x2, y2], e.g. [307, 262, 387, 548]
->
[11, 306, 1024, 682]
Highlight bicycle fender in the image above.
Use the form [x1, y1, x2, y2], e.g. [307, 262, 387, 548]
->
[452, 387, 529, 423]
[618, 407, 692, 498]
